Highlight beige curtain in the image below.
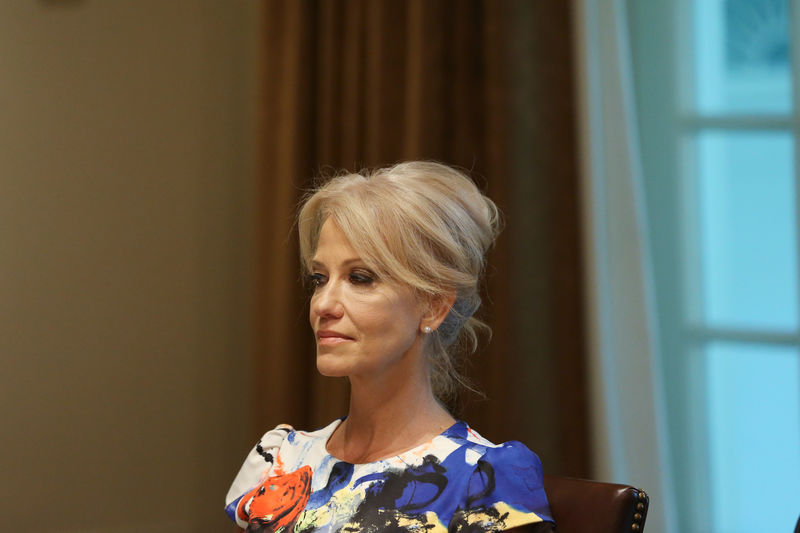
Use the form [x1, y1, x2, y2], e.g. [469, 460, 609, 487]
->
[252, 0, 589, 477]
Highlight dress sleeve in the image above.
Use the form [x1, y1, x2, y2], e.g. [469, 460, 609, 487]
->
[224, 424, 293, 527]
[450, 441, 554, 532]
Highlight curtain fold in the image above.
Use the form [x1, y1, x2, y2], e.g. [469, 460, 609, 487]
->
[572, 1, 676, 531]
[252, 0, 589, 477]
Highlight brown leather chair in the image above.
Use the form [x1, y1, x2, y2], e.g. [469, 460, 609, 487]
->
[543, 475, 649, 533]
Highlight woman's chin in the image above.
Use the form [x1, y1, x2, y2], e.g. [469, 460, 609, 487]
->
[316, 354, 352, 377]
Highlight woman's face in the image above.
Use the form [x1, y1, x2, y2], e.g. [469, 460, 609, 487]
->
[308, 219, 426, 381]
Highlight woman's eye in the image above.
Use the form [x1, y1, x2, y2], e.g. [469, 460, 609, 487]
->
[349, 271, 375, 285]
[307, 273, 326, 288]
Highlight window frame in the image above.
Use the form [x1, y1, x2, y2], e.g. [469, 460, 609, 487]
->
[629, 0, 800, 530]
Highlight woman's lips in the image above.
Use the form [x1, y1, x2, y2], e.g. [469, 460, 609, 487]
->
[316, 331, 354, 345]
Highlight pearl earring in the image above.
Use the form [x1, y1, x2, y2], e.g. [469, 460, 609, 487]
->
[423, 326, 432, 334]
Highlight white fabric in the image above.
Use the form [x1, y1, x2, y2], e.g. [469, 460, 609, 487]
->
[572, 1, 676, 532]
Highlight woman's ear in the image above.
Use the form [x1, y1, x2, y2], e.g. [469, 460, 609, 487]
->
[421, 291, 457, 333]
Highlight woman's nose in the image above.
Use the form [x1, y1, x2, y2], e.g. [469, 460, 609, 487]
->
[311, 280, 344, 319]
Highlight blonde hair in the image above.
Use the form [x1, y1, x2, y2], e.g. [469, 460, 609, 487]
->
[297, 161, 501, 404]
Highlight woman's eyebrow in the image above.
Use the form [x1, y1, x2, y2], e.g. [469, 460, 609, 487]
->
[310, 257, 364, 269]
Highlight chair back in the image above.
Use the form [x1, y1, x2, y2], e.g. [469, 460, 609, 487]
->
[543, 475, 649, 533]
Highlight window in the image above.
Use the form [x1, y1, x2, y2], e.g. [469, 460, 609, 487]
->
[629, 0, 800, 531]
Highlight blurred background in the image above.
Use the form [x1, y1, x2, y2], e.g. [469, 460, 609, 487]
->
[1, 1, 797, 532]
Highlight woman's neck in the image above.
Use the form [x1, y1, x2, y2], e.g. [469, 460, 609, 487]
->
[327, 369, 456, 464]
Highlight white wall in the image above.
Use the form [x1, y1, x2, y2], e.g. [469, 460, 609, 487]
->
[0, 2, 259, 531]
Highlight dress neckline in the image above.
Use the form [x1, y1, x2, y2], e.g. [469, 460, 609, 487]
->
[320, 418, 466, 466]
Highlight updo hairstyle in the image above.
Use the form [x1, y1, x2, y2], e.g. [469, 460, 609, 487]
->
[297, 161, 501, 403]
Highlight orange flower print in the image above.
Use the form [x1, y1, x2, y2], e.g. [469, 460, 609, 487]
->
[238, 466, 313, 532]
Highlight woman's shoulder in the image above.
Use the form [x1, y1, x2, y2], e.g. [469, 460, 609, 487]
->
[255, 419, 341, 448]
[255, 423, 294, 450]
[446, 422, 543, 466]
[450, 423, 545, 484]
[443, 423, 553, 527]
[480, 439, 545, 471]
[224, 420, 341, 524]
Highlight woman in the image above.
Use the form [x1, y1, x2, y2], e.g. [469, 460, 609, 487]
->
[225, 161, 555, 532]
